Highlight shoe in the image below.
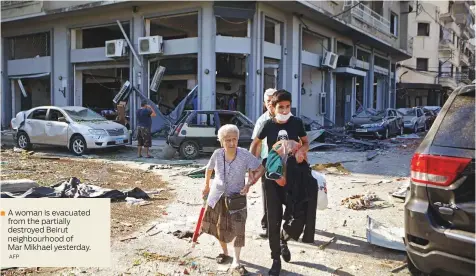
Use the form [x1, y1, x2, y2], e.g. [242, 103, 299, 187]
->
[268, 259, 281, 276]
[281, 243, 291, 263]
[259, 228, 268, 238]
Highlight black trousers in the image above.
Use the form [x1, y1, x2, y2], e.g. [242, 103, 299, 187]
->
[264, 178, 290, 260]
[261, 174, 268, 229]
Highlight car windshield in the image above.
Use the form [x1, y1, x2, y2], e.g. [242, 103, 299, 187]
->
[355, 108, 384, 118]
[397, 108, 416, 116]
[62, 107, 107, 122]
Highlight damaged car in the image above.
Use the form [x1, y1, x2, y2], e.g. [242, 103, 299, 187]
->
[167, 110, 254, 159]
[397, 107, 427, 133]
[345, 108, 404, 139]
[11, 106, 130, 155]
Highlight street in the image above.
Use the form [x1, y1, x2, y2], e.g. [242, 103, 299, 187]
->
[1, 135, 419, 276]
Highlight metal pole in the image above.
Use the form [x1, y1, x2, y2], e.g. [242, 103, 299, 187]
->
[116, 20, 142, 67]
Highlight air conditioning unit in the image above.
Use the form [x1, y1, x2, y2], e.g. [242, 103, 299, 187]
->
[113, 81, 131, 104]
[105, 39, 128, 58]
[321, 51, 338, 69]
[150, 66, 166, 92]
[138, 35, 164, 55]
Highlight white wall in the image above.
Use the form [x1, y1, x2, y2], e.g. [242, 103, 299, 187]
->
[301, 65, 324, 124]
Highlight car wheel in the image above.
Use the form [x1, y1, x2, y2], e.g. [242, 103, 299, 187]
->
[70, 135, 87, 156]
[413, 124, 418, 133]
[16, 132, 32, 150]
[399, 125, 404, 136]
[380, 127, 389, 140]
[424, 122, 428, 131]
[179, 140, 199, 160]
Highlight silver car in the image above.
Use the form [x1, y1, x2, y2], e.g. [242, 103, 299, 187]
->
[11, 106, 130, 155]
[397, 107, 427, 133]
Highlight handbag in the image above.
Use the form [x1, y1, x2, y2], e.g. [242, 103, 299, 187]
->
[223, 151, 247, 212]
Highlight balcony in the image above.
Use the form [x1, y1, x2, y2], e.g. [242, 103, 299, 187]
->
[460, 50, 470, 66]
[344, 0, 391, 35]
[439, 72, 458, 89]
[455, 72, 472, 85]
[440, 12, 455, 23]
[439, 39, 456, 52]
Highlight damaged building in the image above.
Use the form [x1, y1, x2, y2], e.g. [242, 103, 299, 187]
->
[1, 0, 413, 130]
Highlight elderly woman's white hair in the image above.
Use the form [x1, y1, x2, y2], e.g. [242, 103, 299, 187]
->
[217, 124, 240, 142]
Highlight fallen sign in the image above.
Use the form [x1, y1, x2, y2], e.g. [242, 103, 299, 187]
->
[366, 216, 406, 252]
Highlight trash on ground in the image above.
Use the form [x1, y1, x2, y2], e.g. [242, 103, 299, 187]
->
[319, 236, 336, 250]
[391, 181, 410, 199]
[341, 192, 380, 210]
[366, 215, 405, 252]
[0, 177, 150, 200]
[311, 162, 350, 175]
[141, 251, 179, 262]
[119, 236, 137, 242]
[173, 230, 194, 239]
[311, 170, 328, 210]
[396, 134, 420, 139]
[0, 179, 39, 193]
[366, 151, 379, 161]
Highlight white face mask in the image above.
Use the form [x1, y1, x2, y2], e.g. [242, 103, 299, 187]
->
[275, 112, 292, 122]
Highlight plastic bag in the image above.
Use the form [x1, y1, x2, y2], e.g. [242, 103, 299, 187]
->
[311, 170, 328, 210]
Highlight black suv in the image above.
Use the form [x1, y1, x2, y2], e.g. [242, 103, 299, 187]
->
[404, 84, 475, 276]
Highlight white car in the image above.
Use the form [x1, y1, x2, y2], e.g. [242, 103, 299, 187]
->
[397, 107, 427, 133]
[11, 106, 130, 155]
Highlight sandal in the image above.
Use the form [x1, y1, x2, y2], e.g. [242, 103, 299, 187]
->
[231, 265, 249, 276]
[215, 253, 232, 264]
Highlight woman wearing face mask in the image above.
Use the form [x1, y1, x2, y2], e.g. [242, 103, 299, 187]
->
[249, 90, 309, 276]
[201, 124, 265, 275]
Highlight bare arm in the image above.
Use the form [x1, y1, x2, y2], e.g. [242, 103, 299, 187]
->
[204, 169, 213, 187]
[249, 137, 263, 158]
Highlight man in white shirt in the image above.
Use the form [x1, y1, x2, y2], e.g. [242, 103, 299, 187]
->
[251, 88, 276, 238]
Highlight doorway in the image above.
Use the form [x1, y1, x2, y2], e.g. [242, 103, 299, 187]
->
[335, 75, 353, 127]
[11, 75, 51, 116]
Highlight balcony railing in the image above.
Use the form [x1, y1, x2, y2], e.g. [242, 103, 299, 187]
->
[344, 0, 391, 34]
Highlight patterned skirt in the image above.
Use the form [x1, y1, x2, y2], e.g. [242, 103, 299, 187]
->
[201, 197, 247, 247]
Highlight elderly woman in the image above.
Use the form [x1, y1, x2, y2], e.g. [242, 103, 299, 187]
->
[201, 124, 264, 275]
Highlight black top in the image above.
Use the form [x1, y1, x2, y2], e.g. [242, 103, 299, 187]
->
[257, 116, 307, 151]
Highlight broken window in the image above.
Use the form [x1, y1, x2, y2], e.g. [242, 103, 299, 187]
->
[264, 18, 281, 44]
[73, 23, 130, 49]
[149, 12, 198, 40]
[216, 16, 248, 37]
[302, 30, 328, 56]
[416, 58, 428, 71]
[216, 53, 247, 114]
[375, 56, 390, 69]
[336, 42, 353, 56]
[390, 12, 398, 37]
[417, 23, 430, 36]
[13, 76, 51, 113]
[81, 68, 129, 116]
[357, 49, 371, 62]
[148, 55, 198, 114]
[28, 109, 47, 120]
[9, 32, 50, 60]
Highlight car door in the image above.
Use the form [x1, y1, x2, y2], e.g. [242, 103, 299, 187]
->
[417, 108, 425, 128]
[45, 108, 69, 146]
[185, 111, 218, 152]
[25, 108, 48, 144]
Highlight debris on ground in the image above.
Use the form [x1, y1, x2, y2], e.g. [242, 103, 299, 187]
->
[396, 134, 420, 139]
[366, 216, 405, 252]
[366, 151, 379, 161]
[173, 230, 194, 239]
[0, 177, 150, 200]
[0, 179, 39, 193]
[309, 142, 337, 151]
[341, 192, 380, 210]
[141, 251, 179, 262]
[312, 162, 350, 175]
[319, 236, 337, 250]
[391, 182, 410, 199]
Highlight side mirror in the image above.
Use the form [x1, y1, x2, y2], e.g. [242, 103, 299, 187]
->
[58, 117, 69, 123]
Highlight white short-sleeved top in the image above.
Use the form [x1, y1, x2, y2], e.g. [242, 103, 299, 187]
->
[206, 147, 261, 208]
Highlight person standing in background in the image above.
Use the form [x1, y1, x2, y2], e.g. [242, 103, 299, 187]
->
[136, 100, 156, 158]
[250, 88, 276, 238]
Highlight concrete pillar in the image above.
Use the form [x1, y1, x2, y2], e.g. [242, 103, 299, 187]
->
[129, 12, 146, 130]
[53, 26, 69, 107]
[367, 49, 375, 108]
[285, 15, 301, 115]
[199, 3, 216, 111]
[1, 38, 11, 127]
[249, 4, 263, 121]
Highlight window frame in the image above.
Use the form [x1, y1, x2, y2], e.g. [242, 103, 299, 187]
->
[390, 12, 398, 37]
[28, 109, 48, 120]
[416, 58, 429, 71]
[417, 22, 430, 36]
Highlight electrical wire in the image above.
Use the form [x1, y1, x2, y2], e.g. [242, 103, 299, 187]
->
[216, 16, 248, 25]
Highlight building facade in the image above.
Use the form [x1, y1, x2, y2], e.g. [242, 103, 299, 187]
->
[396, 0, 475, 108]
[1, 0, 412, 130]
